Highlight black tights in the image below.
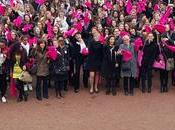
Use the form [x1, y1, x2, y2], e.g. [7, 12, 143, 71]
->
[123, 77, 135, 94]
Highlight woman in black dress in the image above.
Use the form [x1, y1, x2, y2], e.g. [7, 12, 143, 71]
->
[86, 28, 103, 94]
[101, 36, 121, 96]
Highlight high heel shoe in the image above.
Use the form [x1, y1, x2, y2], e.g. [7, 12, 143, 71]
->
[90, 88, 94, 94]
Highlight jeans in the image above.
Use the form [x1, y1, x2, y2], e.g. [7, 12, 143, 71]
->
[36, 76, 48, 99]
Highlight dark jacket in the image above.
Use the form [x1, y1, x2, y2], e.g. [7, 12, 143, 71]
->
[101, 44, 121, 79]
[141, 40, 159, 69]
[86, 40, 103, 71]
[52, 45, 69, 76]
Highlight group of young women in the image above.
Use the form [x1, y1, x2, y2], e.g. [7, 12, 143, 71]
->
[0, 0, 175, 103]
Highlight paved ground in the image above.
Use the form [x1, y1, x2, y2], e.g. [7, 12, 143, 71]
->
[1, 72, 175, 130]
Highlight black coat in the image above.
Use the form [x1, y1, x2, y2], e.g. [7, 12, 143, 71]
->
[101, 45, 121, 79]
[86, 40, 103, 71]
[141, 40, 159, 69]
[51, 45, 69, 80]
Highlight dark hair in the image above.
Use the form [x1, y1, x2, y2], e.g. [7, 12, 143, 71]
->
[106, 35, 115, 45]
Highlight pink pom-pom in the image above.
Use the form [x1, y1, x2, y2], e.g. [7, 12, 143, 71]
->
[13, 16, 23, 27]
[120, 31, 130, 37]
[28, 37, 38, 46]
[81, 47, 89, 56]
[144, 25, 152, 33]
[121, 50, 132, 62]
[46, 46, 58, 60]
[154, 4, 159, 12]
[84, 1, 92, 8]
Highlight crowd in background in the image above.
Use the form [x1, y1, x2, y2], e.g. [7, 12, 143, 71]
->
[0, 0, 175, 103]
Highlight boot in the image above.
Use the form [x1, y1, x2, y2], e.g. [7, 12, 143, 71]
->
[106, 87, 110, 95]
[112, 87, 117, 96]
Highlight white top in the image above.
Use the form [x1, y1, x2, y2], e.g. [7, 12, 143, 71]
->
[76, 41, 87, 53]
[21, 42, 30, 56]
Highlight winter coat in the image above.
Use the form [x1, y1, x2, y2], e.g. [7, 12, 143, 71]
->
[119, 43, 137, 78]
[101, 44, 121, 79]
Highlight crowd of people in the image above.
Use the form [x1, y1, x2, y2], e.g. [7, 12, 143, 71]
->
[0, 0, 175, 103]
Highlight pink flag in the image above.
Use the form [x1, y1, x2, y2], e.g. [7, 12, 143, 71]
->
[63, 28, 78, 38]
[126, 0, 132, 14]
[121, 50, 132, 62]
[0, 4, 5, 16]
[165, 44, 175, 53]
[159, 6, 173, 25]
[13, 16, 23, 27]
[106, 17, 112, 26]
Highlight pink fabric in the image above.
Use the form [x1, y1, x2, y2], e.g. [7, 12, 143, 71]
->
[0, 4, 5, 16]
[10, 0, 15, 7]
[9, 78, 17, 98]
[120, 31, 130, 37]
[137, 0, 146, 14]
[121, 50, 132, 62]
[74, 22, 83, 32]
[35, 0, 45, 5]
[169, 18, 175, 30]
[144, 25, 152, 33]
[134, 38, 143, 52]
[153, 24, 166, 33]
[5, 29, 12, 41]
[28, 37, 38, 46]
[22, 24, 33, 32]
[159, 6, 173, 25]
[63, 28, 78, 37]
[137, 50, 143, 67]
[47, 21, 54, 39]
[126, 0, 132, 14]
[166, 44, 175, 53]
[106, 17, 112, 26]
[84, 1, 92, 8]
[46, 46, 58, 60]
[98, 35, 105, 44]
[153, 54, 165, 70]
[154, 4, 159, 12]
[13, 16, 23, 27]
[81, 48, 89, 56]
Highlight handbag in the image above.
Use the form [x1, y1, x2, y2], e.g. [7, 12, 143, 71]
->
[30, 63, 37, 75]
[19, 71, 33, 83]
[166, 58, 174, 71]
[153, 54, 165, 70]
